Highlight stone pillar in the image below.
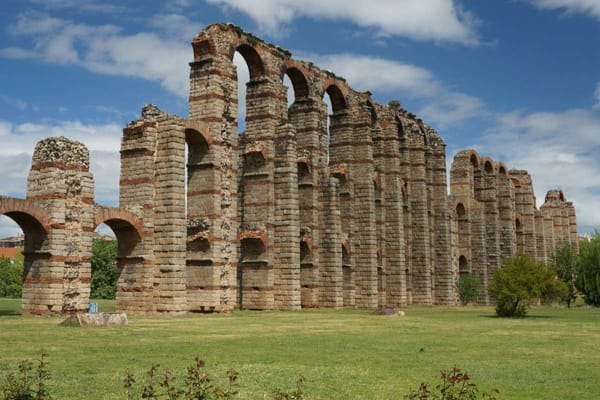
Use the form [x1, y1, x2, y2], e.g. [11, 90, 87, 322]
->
[511, 170, 537, 259]
[289, 96, 323, 307]
[497, 171, 516, 260]
[351, 104, 378, 309]
[329, 109, 356, 307]
[25, 137, 94, 314]
[273, 124, 301, 309]
[406, 120, 432, 304]
[153, 116, 187, 315]
[188, 52, 239, 312]
[428, 129, 454, 305]
[119, 112, 158, 314]
[319, 176, 343, 308]
[382, 111, 407, 307]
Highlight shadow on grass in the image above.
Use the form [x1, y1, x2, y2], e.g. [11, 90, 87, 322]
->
[479, 314, 554, 319]
[0, 308, 21, 316]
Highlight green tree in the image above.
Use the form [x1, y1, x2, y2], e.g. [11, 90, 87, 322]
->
[456, 274, 481, 306]
[577, 232, 600, 306]
[488, 254, 567, 317]
[552, 242, 578, 308]
[0, 252, 24, 298]
[90, 238, 118, 299]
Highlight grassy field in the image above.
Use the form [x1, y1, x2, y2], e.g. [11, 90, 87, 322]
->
[0, 299, 599, 399]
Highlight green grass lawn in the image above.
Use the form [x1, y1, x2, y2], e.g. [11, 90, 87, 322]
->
[0, 298, 599, 399]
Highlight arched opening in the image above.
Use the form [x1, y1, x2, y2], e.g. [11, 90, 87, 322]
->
[233, 51, 250, 134]
[458, 255, 469, 276]
[396, 116, 406, 140]
[484, 160, 494, 174]
[90, 223, 118, 303]
[456, 203, 469, 248]
[366, 100, 377, 125]
[93, 217, 143, 313]
[498, 165, 507, 176]
[342, 242, 353, 307]
[470, 154, 479, 169]
[0, 211, 46, 314]
[515, 217, 524, 255]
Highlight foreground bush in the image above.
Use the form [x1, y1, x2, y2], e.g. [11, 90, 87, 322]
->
[457, 275, 481, 305]
[0, 350, 51, 400]
[552, 243, 578, 308]
[488, 254, 567, 317]
[405, 367, 498, 400]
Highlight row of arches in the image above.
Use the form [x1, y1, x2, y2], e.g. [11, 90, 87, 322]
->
[0, 198, 145, 313]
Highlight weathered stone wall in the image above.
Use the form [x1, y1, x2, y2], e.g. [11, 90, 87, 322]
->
[4, 23, 578, 314]
[449, 150, 576, 304]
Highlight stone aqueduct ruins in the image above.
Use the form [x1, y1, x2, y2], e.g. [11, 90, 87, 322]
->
[0, 24, 577, 315]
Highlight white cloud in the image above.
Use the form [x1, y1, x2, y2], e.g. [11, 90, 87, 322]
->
[0, 119, 122, 207]
[28, 0, 127, 14]
[476, 108, 600, 233]
[207, 0, 481, 45]
[300, 53, 486, 128]
[1, 13, 192, 97]
[529, 0, 600, 20]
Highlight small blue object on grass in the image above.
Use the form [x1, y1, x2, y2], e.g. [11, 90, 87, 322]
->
[87, 302, 98, 313]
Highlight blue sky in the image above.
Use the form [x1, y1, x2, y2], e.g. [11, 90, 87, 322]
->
[0, 0, 599, 236]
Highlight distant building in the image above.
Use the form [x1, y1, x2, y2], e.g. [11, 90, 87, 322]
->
[0, 235, 24, 248]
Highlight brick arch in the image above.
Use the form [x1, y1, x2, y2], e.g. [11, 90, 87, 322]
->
[93, 207, 143, 257]
[481, 157, 495, 174]
[185, 120, 211, 145]
[365, 98, 378, 125]
[497, 162, 508, 176]
[282, 62, 309, 100]
[0, 197, 51, 252]
[322, 79, 348, 112]
[231, 43, 265, 80]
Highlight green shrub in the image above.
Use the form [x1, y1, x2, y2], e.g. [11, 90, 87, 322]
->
[90, 238, 118, 299]
[488, 254, 567, 317]
[0, 256, 23, 298]
[577, 233, 600, 306]
[457, 275, 481, 305]
[405, 367, 499, 400]
[552, 243, 578, 308]
[0, 350, 52, 400]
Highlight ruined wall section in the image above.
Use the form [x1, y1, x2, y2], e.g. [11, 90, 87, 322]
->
[450, 150, 577, 303]
[25, 137, 94, 314]
[541, 189, 579, 255]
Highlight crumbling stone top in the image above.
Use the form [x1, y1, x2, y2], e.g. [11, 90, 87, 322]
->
[32, 136, 89, 168]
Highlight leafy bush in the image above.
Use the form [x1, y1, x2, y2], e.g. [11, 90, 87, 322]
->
[0, 350, 52, 400]
[488, 254, 567, 317]
[456, 275, 481, 305]
[90, 238, 118, 299]
[405, 367, 498, 400]
[577, 233, 600, 306]
[0, 255, 23, 298]
[551, 243, 578, 308]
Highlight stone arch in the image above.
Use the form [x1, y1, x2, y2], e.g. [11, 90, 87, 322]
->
[458, 255, 469, 276]
[396, 116, 406, 139]
[94, 207, 146, 313]
[366, 99, 377, 125]
[470, 152, 480, 169]
[0, 198, 50, 252]
[497, 162, 508, 176]
[481, 157, 494, 174]
[232, 43, 265, 80]
[323, 82, 348, 112]
[282, 63, 309, 100]
[93, 207, 143, 256]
